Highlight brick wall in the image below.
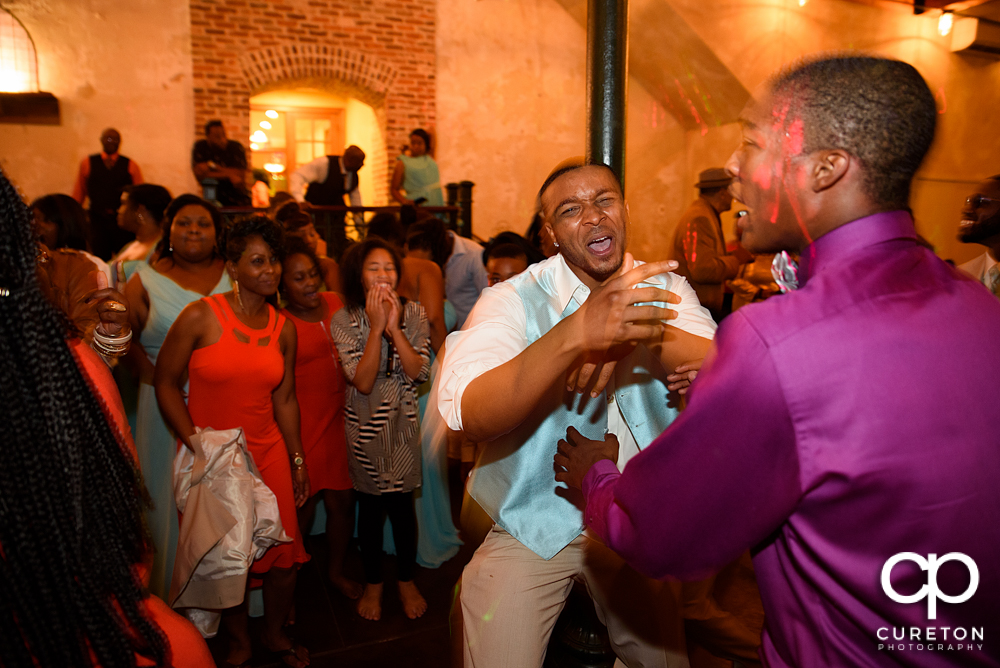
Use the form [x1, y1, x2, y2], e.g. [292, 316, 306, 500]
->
[190, 0, 437, 203]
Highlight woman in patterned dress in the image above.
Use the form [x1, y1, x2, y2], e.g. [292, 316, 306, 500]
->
[330, 238, 431, 621]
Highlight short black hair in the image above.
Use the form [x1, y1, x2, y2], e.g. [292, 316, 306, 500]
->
[485, 242, 528, 265]
[29, 194, 89, 251]
[769, 55, 936, 210]
[405, 217, 449, 269]
[220, 214, 285, 264]
[160, 194, 222, 261]
[124, 184, 172, 224]
[281, 236, 321, 293]
[367, 212, 405, 248]
[204, 119, 224, 136]
[410, 128, 432, 152]
[282, 211, 314, 233]
[482, 231, 544, 266]
[339, 238, 402, 309]
[536, 161, 622, 212]
[269, 191, 296, 216]
[272, 200, 303, 228]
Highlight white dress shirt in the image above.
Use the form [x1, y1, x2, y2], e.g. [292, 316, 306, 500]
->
[438, 253, 716, 472]
[289, 155, 363, 226]
[958, 249, 999, 290]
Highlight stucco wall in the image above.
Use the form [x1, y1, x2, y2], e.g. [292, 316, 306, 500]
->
[1, 0, 197, 203]
[439, 0, 1000, 264]
[435, 0, 689, 260]
[667, 0, 1000, 262]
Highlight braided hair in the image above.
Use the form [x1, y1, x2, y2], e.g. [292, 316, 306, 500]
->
[0, 168, 168, 667]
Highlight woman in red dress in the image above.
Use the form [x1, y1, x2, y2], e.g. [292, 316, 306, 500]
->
[280, 237, 362, 599]
[155, 215, 310, 668]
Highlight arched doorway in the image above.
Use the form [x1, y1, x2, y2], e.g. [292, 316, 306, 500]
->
[239, 46, 398, 205]
[248, 87, 384, 208]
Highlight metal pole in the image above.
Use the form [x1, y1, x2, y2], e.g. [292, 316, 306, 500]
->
[458, 180, 474, 239]
[586, 0, 628, 191]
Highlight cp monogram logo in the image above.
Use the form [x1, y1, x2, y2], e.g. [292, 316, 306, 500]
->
[881, 553, 979, 620]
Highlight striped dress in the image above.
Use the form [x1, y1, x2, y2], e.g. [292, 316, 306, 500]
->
[330, 300, 431, 495]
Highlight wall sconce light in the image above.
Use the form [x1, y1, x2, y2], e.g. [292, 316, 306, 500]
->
[259, 120, 272, 129]
[265, 110, 279, 119]
[938, 11, 954, 37]
[264, 163, 285, 173]
[0, 8, 59, 125]
[250, 130, 268, 143]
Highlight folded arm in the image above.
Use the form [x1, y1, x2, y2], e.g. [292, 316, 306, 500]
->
[583, 311, 801, 580]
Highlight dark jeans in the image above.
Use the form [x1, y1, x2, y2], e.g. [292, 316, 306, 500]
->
[357, 490, 417, 584]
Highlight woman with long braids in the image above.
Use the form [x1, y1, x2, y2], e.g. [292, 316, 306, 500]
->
[0, 167, 212, 666]
[155, 215, 311, 668]
[122, 194, 230, 599]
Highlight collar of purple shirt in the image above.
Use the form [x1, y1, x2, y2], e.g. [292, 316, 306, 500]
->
[797, 210, 916, 287]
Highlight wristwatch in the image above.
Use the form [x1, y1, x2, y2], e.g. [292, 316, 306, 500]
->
[292, 454, 305, 469]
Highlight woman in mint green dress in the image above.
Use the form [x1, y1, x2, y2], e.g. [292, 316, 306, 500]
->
[390, 129, 445, 207]
[123, 195, 230, 599]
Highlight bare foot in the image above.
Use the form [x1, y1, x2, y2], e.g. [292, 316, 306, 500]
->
[261, 630, 309, 668]
[330, 573, 364, 600]
[224, 645, 252, 668]
[357, 582, 383, 620]
[398, 580, 427, 619]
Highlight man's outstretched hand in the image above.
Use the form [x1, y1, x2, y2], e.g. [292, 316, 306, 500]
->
[554, 426, 619, 490]
[565, 254, 681, 398]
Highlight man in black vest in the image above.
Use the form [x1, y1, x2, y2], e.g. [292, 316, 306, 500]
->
[290, 146, 366, 251]
[72, 128, 144, 260]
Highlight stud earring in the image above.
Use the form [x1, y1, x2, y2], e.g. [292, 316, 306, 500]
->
[554, 241, 560, 248]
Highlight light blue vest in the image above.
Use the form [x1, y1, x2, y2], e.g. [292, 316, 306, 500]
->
[467, 270, 681, 559]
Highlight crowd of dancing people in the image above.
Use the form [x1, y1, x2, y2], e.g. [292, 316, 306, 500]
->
[4, 55, 1000, 668]
[3, 127, 540, 666]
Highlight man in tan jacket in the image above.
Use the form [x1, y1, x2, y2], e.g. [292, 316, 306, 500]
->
[672, 168, 753, 321]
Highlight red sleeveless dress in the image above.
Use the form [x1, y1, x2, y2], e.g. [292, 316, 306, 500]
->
[187, 294, 309, 573]
[281, 292, 352, 493]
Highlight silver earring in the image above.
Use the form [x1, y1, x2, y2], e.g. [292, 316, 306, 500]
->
[554, 242, 559, 248]
[169, 241, 174, 252]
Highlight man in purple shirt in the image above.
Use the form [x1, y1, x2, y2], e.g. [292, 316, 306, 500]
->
[556, 56, 1000, 666]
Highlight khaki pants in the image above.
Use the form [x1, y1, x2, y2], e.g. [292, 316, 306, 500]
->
[460, 526, 690, 668]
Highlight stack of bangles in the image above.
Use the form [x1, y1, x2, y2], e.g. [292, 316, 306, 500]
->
[92, 326, 132, 358]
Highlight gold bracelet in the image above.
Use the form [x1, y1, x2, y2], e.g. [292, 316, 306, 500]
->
[91, 327, 133, 358]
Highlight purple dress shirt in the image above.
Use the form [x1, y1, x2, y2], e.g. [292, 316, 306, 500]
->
[583, 211, 1000, 667]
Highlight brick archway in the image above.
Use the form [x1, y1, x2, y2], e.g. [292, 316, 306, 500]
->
[190, 0, 436, 206]
[239, 47, 397, 204]
[239, 46, 398, 108]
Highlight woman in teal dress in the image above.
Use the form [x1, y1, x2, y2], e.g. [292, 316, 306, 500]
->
[390, 129, 445, 207]
[123, 194, 230, 599]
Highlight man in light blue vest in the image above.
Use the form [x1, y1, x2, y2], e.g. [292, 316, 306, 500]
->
[438, 162, 717, 667]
